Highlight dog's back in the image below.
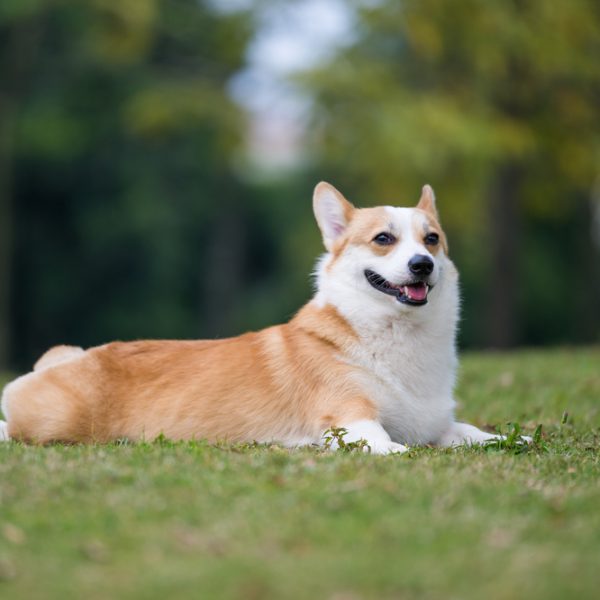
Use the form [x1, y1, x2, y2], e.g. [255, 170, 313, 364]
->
[1, 308, 376, 444]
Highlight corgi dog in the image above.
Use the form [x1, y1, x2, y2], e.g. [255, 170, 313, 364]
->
[0, 183, 514, 452]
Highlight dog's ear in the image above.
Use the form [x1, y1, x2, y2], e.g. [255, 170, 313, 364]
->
[416, 184, 439, 219]
[313, 182, 355, 251]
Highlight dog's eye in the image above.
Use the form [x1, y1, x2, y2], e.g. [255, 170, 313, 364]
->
[372, 232, 396, 246]
[424, 232, 439, 246]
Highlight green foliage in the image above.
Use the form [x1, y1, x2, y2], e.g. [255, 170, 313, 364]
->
[0, 0, 265, 369]
[481, 422, 543, 454]
[1, 0, 600, 370]
[322, 427, 370, 453]
[302, 0, 600, 347]
[305, 0, 600, 197]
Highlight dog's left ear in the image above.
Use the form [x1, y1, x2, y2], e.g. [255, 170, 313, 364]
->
[313, 182, 355, 251]
[416, 184, 439, 219]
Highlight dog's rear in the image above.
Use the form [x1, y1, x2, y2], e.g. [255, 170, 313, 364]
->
[1, 345, 95, 443]
[33, 345, 85, 371]
[0, 345, 86, 441]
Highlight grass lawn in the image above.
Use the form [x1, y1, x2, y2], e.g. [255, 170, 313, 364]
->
[1, 347, 599, 599]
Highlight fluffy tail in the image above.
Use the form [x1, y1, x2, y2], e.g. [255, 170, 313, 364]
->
[0, 420, 8, 441]
[34, 345, 85, 371]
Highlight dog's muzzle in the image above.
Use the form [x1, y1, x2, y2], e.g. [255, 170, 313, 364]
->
[364, 269, 431, 306]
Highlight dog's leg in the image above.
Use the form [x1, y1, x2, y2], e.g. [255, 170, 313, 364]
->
[325, 419, 408, 455]
[436, 422, 500, 447]
[436, 421, 531, 447]
[0, 420, 9, 441]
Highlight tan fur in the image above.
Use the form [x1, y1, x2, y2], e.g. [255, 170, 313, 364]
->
[416, 184, 448, 253]
[414, 211, 448, 255]
[347, 207, 398, 256]
[313, 182, 355, 255]
[4, 304, 376, 444]
[34, 345, 85, 371]
[313, 181, 355, 227]
[417, 184, 437, 217]
[328, 207, 396, 269]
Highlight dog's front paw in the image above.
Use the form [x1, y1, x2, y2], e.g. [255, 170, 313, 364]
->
[518, 434, 533, 444]
[481, 433, 533, 447]
[490, 433, 533, 444]
[368, 440, 409, 455]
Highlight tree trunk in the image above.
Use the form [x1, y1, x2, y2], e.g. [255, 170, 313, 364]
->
[0, 111, 14, 370]
[585, 189, 600, 341]
[202, 200, 246, 338]
[0, 19, 43, 370]
[484, 164, 522, 348]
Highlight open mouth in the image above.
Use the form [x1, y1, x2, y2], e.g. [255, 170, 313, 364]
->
[364, 269, 430, 306]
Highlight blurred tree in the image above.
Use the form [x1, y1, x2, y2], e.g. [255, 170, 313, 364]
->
[301, 0, 600, 347]
[0, 4, 45, 369]
[2, 0, 599, 371]
[0, 0, 259, 369]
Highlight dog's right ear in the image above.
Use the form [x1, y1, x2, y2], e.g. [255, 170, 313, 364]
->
[313, 182, 355, 251]
[416, 184, 439, 219]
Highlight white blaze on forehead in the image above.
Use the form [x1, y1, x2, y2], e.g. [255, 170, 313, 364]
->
[383, 206, 427, 240]
[379, 206, 434, 280]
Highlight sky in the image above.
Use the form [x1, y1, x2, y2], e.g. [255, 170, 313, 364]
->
[224, 0, 356, 170]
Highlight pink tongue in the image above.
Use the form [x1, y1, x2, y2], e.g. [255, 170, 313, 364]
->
[406, 283, 427, 301]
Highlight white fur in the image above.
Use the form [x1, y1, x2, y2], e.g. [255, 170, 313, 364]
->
[329, 419, 408, 454]
[313, 183, 351, 250]
[438, 422, 501, 446]
[1, 372, 32, 424]
[0, 420, 8, 441]
[314, 204, 505, 449]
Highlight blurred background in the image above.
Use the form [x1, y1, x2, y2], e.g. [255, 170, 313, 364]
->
[1, 0, 599, 371]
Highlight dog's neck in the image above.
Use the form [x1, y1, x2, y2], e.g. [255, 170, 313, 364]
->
[306, 254, 459, 394]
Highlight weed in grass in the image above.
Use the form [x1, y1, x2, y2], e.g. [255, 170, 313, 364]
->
[482, 421, 543, 454]
[322, 427, 370, 453]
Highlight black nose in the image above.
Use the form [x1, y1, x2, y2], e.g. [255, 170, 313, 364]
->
[408, 254, 434, 276]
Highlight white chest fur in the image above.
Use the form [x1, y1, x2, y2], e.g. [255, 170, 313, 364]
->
[316, 256, 460, 445]
[347, 317, 458, 445]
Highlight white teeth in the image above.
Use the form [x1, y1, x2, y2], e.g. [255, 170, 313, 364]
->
[403, 286, 409, 296]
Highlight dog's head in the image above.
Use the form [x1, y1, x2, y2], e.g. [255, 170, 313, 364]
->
[313, 182, 454, 315]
